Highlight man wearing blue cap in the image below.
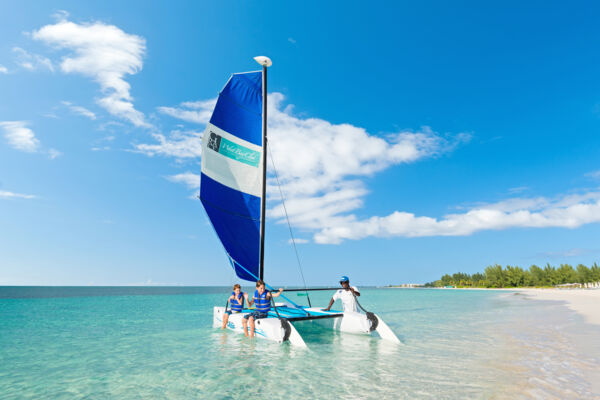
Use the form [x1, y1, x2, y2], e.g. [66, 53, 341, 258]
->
[323, 276, 360, 312]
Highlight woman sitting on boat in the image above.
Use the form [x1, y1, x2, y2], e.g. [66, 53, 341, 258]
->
[221, 284, 248, 329]
[242, 280, 283, 337]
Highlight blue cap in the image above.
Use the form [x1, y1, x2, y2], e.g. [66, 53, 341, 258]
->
[339, 275, 349, 282]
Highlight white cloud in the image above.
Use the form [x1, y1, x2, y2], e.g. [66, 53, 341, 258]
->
[288, 37, 297, 44]
[166, 172, 200, 189]
[134, 130, 203, 158]
[266, 93, 469, 202]
[157, 99, 216, 124]
[150, 95, 600, 244]
[12, 47, 54, 72]
[150, 92, 467, 194]
[0, 65, 7, 74]
[32, 19, 149, 127]
[313, 190, 600, 244]
[62, 101, 96, 120]
[0, 121, 41, 152]
[145, 92, 471, 242]
[0, 121, 61, 158]
[0, 190, 36, 199]
[153, 92, 600, 244]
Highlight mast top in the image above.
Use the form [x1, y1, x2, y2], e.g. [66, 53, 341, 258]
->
[254, 56, 272, 67]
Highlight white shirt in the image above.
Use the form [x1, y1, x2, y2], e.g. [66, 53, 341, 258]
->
[332, 287, 360, 312]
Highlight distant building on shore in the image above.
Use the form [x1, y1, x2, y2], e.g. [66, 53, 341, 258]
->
[386, 283, 423, 288]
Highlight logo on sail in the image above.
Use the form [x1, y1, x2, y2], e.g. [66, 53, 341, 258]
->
[207, 131, 260, 167]
[207, 131, 222, 152]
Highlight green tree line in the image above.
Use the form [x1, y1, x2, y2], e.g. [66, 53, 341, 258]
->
[424, 262, 600, 288]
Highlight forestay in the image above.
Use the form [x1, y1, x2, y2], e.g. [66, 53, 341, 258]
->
[200, 71, 263, 281]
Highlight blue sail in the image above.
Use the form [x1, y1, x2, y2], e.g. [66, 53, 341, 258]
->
[200, 71, 263, 282]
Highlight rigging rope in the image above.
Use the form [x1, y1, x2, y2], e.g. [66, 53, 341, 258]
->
[268, 151, 312, 307]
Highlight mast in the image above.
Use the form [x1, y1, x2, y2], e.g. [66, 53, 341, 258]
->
[255, 56, 272, 282]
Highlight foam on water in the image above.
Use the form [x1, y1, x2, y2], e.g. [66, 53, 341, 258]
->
[0, 287, 598, 399]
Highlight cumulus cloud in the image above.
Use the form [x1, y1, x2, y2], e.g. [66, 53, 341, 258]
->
[152, 93, 471, 237]
[0, 121, 41, 152]
[152, 92, 600, 244]
[0, 190, 36, 199]
[0, 65, 7, 74]
[266, 93, 469, 201]
[12, 47, 54, 72]
[62, 101, 96, 120]
[32, 19, 149, 127]
[157, 99, 216, 124]
[313, 190, 600, 244]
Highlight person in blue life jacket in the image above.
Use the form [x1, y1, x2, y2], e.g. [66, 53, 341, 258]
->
[222, 284, 249, 329]
[323, 276, 360, 313]
[242, 280, 283, 337]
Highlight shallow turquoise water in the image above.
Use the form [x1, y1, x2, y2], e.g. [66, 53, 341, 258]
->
[0, 287, 597, 399]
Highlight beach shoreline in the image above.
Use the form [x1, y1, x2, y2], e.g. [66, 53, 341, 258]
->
[512, 287, 600, 327]
[434, 286, 600, 396]
[429, 286, 600, 326]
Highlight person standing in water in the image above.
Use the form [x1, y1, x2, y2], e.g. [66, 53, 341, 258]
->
[221, 284, 248, 329]
[323, 275, 360, 312]
[242, 280, 283, 337]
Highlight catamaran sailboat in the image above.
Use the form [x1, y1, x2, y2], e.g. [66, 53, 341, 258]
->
[200, 56, 400, 347]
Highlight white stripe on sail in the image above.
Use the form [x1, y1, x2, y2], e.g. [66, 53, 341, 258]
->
[201, 122, 263, 197]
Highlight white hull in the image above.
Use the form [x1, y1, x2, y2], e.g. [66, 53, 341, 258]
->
[302, 308, 401, 343]
[213, 306, 400, 346]
[213, 307, 307, 347]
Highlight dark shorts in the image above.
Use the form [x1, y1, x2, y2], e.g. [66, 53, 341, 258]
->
[243, 311, 269, 320]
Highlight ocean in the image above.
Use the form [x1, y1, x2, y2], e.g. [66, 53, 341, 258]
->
[1, 287, 598, 399]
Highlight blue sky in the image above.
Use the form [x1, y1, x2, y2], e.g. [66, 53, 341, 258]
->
[1, 1, 600, 286]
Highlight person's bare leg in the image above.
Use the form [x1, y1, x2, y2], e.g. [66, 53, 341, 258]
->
[242, 317, 249, 336]
[222, 313, 229, 329]
[249, 316, 255, 338]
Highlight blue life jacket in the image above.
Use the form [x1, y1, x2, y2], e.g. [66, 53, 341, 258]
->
[229, 292, 244, 312]
[253, 289, 271, 312]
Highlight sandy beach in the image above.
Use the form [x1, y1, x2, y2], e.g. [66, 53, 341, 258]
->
[435, 286, 600, 327]
[515, 288, 600, 326]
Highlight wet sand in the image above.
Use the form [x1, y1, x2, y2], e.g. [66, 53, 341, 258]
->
[515, 288, 600, 326]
